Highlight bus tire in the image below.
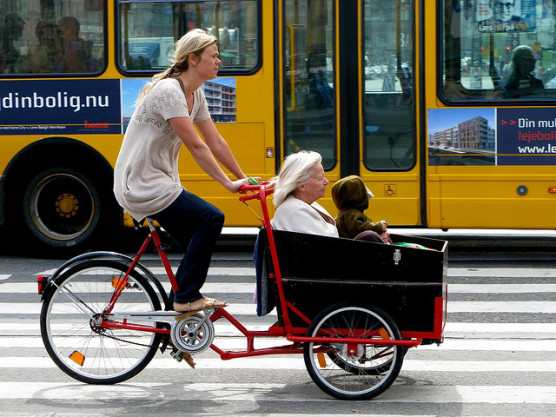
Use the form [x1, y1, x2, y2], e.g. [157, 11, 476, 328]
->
[21, 165, 104, 253]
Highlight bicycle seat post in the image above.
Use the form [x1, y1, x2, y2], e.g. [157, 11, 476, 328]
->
[146, 218, 157, 233]
[146, 218, 166, 251]
[146, 217, 178, 292]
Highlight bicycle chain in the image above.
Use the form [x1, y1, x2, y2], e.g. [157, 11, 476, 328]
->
[97, 330, 154, 348]
[92, 318, 163, 348]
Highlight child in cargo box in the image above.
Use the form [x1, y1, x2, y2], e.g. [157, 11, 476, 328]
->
[331, 175, 393, 244]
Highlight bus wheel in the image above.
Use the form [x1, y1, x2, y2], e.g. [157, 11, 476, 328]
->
[22, 166, 102, 252]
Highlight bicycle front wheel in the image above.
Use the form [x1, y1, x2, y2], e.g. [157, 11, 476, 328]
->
[40, 259, 163, 384]
[303, 302, 404, 400]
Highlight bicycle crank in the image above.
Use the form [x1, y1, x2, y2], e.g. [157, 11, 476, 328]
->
[170, 312, 215, 354]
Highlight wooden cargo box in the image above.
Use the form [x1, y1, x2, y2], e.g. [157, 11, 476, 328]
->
[263, 230, 448, 339]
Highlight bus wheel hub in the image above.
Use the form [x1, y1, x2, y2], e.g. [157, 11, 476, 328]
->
[56, 193, 79, 218]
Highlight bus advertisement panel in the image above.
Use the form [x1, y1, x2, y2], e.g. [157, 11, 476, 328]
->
[0, 80, 121, 135]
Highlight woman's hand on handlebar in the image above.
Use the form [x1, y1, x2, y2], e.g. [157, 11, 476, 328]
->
[227, 177, 265, 193]
[247, 176, 261, 185]
[237, 178, 274, 192]
[226, 178, 251, 193]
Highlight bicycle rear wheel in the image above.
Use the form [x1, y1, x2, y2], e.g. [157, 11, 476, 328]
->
[303, 302, 404, 400]
[40, 259, 163, 384]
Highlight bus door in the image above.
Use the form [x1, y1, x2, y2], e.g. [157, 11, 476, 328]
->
[280, 0, 422, 226]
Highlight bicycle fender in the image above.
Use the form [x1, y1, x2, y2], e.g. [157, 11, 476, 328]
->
[37, 251, 170, 308]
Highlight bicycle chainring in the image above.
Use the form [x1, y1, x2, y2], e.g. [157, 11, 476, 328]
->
[170, 312, 215, 354]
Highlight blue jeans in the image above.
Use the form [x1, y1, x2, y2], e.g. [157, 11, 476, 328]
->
[151, 189, 224, 305]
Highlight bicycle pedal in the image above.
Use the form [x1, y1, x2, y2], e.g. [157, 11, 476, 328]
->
[170, 349, 183, 362]
[170, 349, 196, 368]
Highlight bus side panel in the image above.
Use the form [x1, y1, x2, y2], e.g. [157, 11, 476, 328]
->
[434, 168, 556, 229]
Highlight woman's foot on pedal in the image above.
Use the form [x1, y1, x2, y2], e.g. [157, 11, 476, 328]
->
[173, 297, 227, 313]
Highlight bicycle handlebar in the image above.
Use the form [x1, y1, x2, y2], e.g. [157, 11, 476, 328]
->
[238, 181, 275, 202]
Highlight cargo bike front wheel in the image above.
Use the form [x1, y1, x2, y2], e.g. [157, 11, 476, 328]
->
[303, 302, 404, 400]
[40, 259, 164, 384]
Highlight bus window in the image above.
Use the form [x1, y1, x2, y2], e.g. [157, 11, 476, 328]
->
[0, 0, 105, 75]
[362, 0, 416, 171]
[442, 0, 556, 100]
[118, 0, 259, 73]
[283, 0, 336, 170]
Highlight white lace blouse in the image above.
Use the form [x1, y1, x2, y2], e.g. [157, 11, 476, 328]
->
[113, 78, 210, 221]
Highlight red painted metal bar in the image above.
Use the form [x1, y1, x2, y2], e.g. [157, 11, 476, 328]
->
[400, 297, 446, 340]
[100, 320, 170, 335]
[210, 308, 286, 338]
[284, 300, 312, 326]
[209, 308, 305, 359]
[213, 344, 304, 360]
[104, 233, 152, 314]
[287, 335, 422, 347]
[239, 183, 295, 333]
[147, 218, 179, 291]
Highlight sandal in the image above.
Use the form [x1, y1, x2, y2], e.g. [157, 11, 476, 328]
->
[164, 340, 196, 369]
[180, 351, 196, 369]
[174, 297, 227, 317]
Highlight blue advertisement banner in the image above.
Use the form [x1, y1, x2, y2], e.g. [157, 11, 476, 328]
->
[428, 107, 556, 166]
[0, 79, 121, 135]
[497, 108, 556, 165]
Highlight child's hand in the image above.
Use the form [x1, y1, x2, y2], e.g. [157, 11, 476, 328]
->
[379, 231, 391, 244]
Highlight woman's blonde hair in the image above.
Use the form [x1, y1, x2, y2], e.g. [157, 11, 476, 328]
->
[272, 150, 322, 208]
[135, 28, 217, 105]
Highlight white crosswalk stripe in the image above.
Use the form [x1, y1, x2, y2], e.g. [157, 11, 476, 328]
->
[1, 355, 556, 372]
[4, 300, 556, 315]
[5, 282, 556, 294]
[1, 254, 555, 415]
[36, 266, 256, 277]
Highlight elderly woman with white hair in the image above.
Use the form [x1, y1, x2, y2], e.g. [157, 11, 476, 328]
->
[271, 150, 339, 237]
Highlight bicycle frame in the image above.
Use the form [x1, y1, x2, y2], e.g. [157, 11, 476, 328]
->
[35, 181, 418, 368]
[38, 182, 446, 399]
[96, 183, 419, 357]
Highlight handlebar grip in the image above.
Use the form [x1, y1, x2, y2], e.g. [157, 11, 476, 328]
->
[238, 181, 274, 201]
[239, 193, 261, 202]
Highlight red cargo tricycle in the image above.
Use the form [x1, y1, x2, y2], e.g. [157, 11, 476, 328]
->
[38, 182, 447, 400]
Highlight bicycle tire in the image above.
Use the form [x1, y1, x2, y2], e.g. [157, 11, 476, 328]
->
[303, 302, 404, 400]
[40, 259, 163, 384]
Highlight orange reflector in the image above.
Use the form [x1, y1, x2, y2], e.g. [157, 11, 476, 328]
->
[69, 351, 85, 366]
[378, 328, 391, 340]
[112, 276, 126, 291]
[549, 186, 556, 194]
[317, 352, 326, 368]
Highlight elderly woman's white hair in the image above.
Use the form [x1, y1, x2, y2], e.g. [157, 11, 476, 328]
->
[272, 150, 322, 208]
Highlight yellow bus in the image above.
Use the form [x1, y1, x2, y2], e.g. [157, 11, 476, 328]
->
[1, 0, 555, 253]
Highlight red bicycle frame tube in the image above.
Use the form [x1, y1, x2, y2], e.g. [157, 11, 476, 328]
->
[239, 183, 295, 332]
